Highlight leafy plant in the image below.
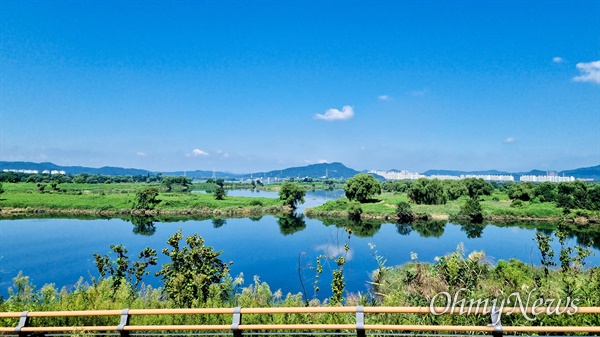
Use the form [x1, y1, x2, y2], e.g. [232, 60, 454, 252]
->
[93, 244, 157, 294]
[156, 229, 232, 307]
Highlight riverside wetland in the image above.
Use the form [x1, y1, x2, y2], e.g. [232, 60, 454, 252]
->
[1, 174, 600, 332]
[0, 174, 598, 223]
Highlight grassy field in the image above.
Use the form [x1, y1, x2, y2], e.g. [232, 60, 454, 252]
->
[306, 191, 599, 222]
[2, 182, 598, 222]
[0, 182, 286, 216]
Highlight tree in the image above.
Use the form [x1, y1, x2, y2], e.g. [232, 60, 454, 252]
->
[396, 201, 414, 223]
[407, 178, 447, 205]
[156, 229, 231, 307]
[93, 244, 157, 293]
[279, 182, 306, 209]
[508, 182, 535, 202]
[214, 186, 226, 200]
[162, 176, 192, 192]
[343, 173, 382, 203]
[459, 197, 484, 223]
[463, 178, 493, 199]
[443, 180, 468, 200]
[0, 182, 4, 196]
[535, 182, 557, 202]
[132, 188, 160, 210]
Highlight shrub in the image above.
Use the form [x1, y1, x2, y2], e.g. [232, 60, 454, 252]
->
[347, 201, 363, 221]
[396, 201, 414, 223]
[459, 197, 483, 223]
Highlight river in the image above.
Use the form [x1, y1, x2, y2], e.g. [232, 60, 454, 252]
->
[1, 189, 598, 299]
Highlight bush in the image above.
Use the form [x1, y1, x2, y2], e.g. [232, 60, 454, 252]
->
[214, 186, 226, 200]
[459, 197, 483, 223]
[279, 182, 306, 209]
[396, 201, 414, 223]
[407, 178, 447, 205]
[344, 174, 382, 203]
[156, 229, 232, 307]
[132, 188, 160, 210]
[347, 201, 363, 221]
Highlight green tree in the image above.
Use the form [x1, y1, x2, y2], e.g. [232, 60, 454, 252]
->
[463, 178, 493, 199]
[156, 229, 232, 307]
[508, 182, 535, 202]
[443, 180, 468, 200]
[132, 188, 161, 210]
[214, 186, 226, 200]
[279, 181, 306, 209]
[396, 201, 414, 223]
[407, 178, 447, 205]
[343, 173, 382, 203]
[0, 182, 4, 196]
[535, 182, 557, 202]
[93, 244, 157, 293]
[162, 176, 192, 192]
[459, 197, 484, 223]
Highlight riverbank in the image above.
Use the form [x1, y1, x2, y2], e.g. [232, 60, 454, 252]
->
[305, 192, 600, 224]
[1, 183, 598, 223]
[0, 182, 291, 217]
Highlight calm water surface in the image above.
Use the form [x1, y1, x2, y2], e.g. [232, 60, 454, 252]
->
[1, 190, 598, 299]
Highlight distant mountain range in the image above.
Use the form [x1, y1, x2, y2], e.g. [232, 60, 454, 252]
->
[1, 161, 599, 181]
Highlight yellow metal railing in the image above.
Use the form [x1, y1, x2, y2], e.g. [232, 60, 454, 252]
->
[1, 306, 600, 336]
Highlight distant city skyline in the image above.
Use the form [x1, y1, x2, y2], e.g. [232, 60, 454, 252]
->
[1, 1, 599, 173]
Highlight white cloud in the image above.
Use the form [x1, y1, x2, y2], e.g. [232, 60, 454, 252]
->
[187, 148, 209, 157]
[378, 95, 391, 101]
[136, 151, 147, 157]
[552, 57, 564, 63]
[573, 60, 600, 84]
[504, 137, 516, 143]
[216, 150, 229, 158]
[315, 105, 354, 121]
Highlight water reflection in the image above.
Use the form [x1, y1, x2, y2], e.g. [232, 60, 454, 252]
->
[459, 222, 486, 239]
[212, 218, 227, 228]
[410, 220, 446, 238]
[130, 215, 157, 236]
[319, 217, 383, 238]
[277, 213, 306, 235]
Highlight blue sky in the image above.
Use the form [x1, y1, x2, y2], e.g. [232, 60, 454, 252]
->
[1, 1, 599, 173]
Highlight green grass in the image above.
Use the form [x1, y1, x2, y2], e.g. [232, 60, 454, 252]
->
[306, 191, 598, 222]
[0, 183, 284, 215]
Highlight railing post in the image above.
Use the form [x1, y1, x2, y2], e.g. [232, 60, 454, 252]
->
[490, 306, 503, 337]
[15, 311, 29, 337]
[117, 309, 130, 337]
[356, 306, 365, 337]
[231, 306, 242, 337]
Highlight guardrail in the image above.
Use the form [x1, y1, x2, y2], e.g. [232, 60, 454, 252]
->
[1, 306, 600, 336]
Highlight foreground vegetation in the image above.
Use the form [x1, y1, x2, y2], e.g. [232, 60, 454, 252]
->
[0, 224, 598, 334]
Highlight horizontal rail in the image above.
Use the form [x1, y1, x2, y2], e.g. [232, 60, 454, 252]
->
[4, 306, 600, 316]
[1, 306, 599, 336]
